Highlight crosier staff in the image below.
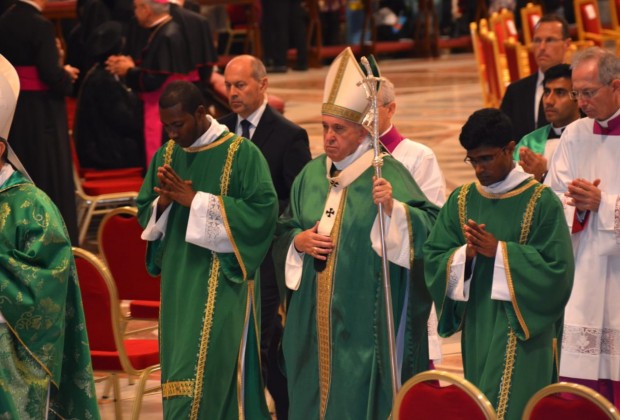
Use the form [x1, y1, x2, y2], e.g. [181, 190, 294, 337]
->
[358, 56, 399, 401]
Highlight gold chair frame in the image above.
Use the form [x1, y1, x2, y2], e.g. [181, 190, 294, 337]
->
[393, 370, 497, 420]
[520, 2, 543, 46]
[73, 247, 160, 420]
[73, 166, 138, 247]
[522, 382, 620, 419]
[97, 206, 160, 336]
[574, 0, 620, 54]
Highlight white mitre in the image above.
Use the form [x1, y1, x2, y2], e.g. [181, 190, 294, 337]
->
[321, 47, 375, 129]
[0, 54, 29, 178]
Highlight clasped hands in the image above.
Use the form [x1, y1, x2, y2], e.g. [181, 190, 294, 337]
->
[293, 176, 395, 260]
[105, 55, 135, 77]
[154, 164, 196, 212]
[565, 178, 601, 212]
[518, 147, 547, 181]
[464, 219, 498, 260]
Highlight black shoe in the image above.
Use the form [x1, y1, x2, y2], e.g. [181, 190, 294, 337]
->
[267, 65, 288, 73]
[292, 63, 308, 71]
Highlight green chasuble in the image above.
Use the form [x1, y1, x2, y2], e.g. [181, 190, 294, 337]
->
[0, 169, 100, 419]
[137, 134, 278, 420]
[423, 179, 574, 420]
[513, 125, 551, 160]
[275, 153, 438, 420]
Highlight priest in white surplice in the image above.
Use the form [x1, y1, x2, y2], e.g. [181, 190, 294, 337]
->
[546, 46, 620, 407]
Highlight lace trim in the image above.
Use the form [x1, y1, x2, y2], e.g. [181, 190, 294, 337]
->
[205, 195, 224, 242]
[562, 325, 620, 356]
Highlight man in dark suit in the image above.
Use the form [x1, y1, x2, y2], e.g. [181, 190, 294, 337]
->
[500, 14, 571, 142]
[220, 54, 311, 420]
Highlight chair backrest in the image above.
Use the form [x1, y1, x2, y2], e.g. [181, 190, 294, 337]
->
[471, 21, 493, 107]
[479, 29, 507, 107]
[73, 247, 123, 353]
[575, 0, 604, 43]
[611, 0, 620, 31]
[523, 382, 620, 420]
[393, 370, 496, 420]
[504, 38, 531, 82]
[520, 2, 543, 45]
[98, 207, 161, 302]
[490, 9, 518, 54]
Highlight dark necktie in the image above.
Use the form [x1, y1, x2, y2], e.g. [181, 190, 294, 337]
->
[240, 119, 251, 139]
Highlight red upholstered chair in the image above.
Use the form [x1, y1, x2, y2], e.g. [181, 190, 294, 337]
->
[490, 9, 518, 54]
[393, 370, 496, 420]
[574, 0, 620, 53]
[523, 382, 620, 420]
[471, 21, 493, 108]
[520, 2, 543, 46]
[479, 28, 508, 107]
[69, 136, 142, 246]
[98, 207, 161, 332]
[73, 247, 160, 420]
[504, 38, 531, 82]
[613, 0, 620, 31]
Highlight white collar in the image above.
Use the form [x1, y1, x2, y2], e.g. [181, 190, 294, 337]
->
[596, 107, 620, 127]
[0, 162, 15, 187]
[333, 137, 372, 170]
[480, 166, 532, 195]
[188, 115, 229, 148]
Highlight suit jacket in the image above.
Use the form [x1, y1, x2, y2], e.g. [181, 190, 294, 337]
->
[500, 73, 548, 143]
[219, 105, 311, 215]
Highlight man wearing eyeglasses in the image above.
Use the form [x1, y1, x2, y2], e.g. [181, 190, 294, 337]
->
[424, 108, 574, 419]
[546, 47, 620, 408]
[500, 14, 571, 143]
[513, 64, 581, 182]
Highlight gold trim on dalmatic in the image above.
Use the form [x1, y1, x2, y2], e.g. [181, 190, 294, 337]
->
[496, 330, 517, 420]
[236, 280, 253, 420]
[189, 136, 243, 419]
[457, 183, 471, 235]
[316, 188, 347, 420]
[162, 380, 195, 398]
[495, 182, 545, 419]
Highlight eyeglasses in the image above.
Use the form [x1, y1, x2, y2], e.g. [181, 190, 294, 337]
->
[569, 85, 607, 101]
[464, 147, 506, 167]
[531, 37, 563, 45]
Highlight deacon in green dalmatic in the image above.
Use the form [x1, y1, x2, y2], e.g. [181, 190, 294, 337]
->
[137, 81, 278, 419]
[424, 108, 574, 420]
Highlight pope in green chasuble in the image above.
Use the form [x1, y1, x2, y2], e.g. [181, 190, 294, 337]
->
[275, 150, 438, 420]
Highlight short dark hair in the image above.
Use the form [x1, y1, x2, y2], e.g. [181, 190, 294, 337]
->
[536, 14, 571, 40]
[159, 81, 205, 115]
[543, 63, 572, 87]
[459, 108, 513, 150]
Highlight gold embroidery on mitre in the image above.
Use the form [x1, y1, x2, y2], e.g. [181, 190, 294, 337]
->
[162, 380, 194, 398]
[316, 188, 347, 420]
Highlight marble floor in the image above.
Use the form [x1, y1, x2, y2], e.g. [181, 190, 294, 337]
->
[96, 50, 483, 419]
